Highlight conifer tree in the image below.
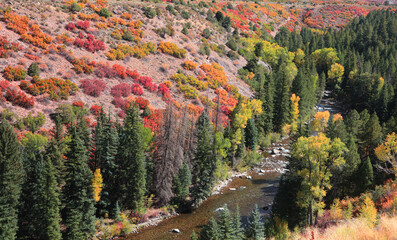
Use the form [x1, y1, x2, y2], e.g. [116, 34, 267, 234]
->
[0, 120, 24, 240]
[233, 205, 244, 240]
[192, 111, 216, 204]
[190, 231, 199, 240]
[358, 157, 374, 193]
[246, 205, 264, 240]
[257, 73, 274, 134]
[245, 118, 258, 150]
[173, 162, 191, 200]
[117, 105, 146, 212]
[27, 62, 40, 77]
[217, 206, 235, 240]
[200, 217, 220, 240]
[62, 125, 96, 240]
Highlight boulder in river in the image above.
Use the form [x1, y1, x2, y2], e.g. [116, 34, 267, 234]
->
[259, 169, 265, 173]
[215, 207, 225, 212]
[246, 175, 252, 179]
[229, 188, 236, 191]
[172, 229, 180, 233]
[240, 186, 247, 190]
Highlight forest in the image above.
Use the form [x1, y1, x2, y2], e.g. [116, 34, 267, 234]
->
[1, 0, 397, 239]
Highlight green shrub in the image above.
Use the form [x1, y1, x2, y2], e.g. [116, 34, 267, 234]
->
[99, 8, 111, 18]
[28, 62, 40, 77]
[203, 28, 211, 39]
[70, 2, 81, 12]
[143, 7, 157, 18]
[181, 10, 190, 19]
[22, 112, 45, 132]
[227, 50, 239, 60]
[122, 29, 134, 41]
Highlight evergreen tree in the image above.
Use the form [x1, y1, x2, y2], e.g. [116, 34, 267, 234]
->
[217, 206, 235, 240]
[192, 111, 216, 204]
[200, 217, 220, 240]
[27, 62, 40, 77]
[245, 118, 258, 150]
[62, 125, 96, 240]
[257, 73, 274, 134]
[173, 162, 191, 200]
[233, 205, 244, 240]
[0, 120, 24, 240]
[117, 105, 146, 212]
[246, 205, 264, 240]
[93, 112, 119, 217]
[190, 231, 199, 240]
[358, 157, 374, 193]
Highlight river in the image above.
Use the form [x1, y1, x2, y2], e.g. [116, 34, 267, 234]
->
[125, 139, 290, 240]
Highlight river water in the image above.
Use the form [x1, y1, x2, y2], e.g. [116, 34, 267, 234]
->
[126, 140, 290, 240]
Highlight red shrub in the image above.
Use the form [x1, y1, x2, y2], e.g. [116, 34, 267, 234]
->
[73, 101, 85, 108]
[90, 105, 102, 116]
[65, 22, 76, 31]
[74, 34, 105, 53]
[221, 105, 231, 115]
[132, 83, 144, 96]
[95, 63, 116, 78]
[80, 79, 107, 97]
[111, 83, 131, 97]
[112, 64, 126, 79]
[112, 97, 126, 109]
[76, 20, 90, 31]
[135, 96, 149, 109]
[126, 69, 140, 80]
[5, 87, 34, 108]
[0, 80, 11, 91]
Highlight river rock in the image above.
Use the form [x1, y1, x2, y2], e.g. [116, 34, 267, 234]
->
[246, 175, 252, 179]
[240, 186, 246, 190]
[229, 188, 236, 191]
[272, 149, 280, 154]
[259, 169, 265, 173]
[172, 229, 180, 233]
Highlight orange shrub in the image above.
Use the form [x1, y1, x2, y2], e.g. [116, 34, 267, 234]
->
[23, 76, 78, 100]
[199, 62, 228, 89]
[182, 60, 198, 70]
[157, 41, 186, 58]
[3, 66, 26, 81]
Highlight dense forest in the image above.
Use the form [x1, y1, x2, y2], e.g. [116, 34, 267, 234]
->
[1, 0, 397, 239]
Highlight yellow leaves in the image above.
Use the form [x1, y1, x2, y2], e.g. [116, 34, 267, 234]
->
[333, 113, 343, 122]
[328, 63, 344, 83]
[290, 94, 300, 134]
[359, 195, 377, 227]
[234, 99, 263, 128]
[312, 111, 330, 132]
[375, 132, 397, 175]
[92, 168, 103, 202]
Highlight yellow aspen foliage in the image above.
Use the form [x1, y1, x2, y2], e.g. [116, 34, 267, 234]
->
[375, 132, 397, 175]
[92, 168, 103, 202]
[312, 111, 330, 132]
[290, 94, 300, 134]
[359, 195, 377, 227]
[328, 63, 344, 83]
[234, 99, 263, 128]
[333, 113, 343, 122]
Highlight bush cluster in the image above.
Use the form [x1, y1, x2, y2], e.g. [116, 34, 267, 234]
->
[80, 79, 107, 97]
[3, 65, 27, 81]
[157, 41, 186, 58]
[21, 76, 78, 100]
[5, 87, 35, 108]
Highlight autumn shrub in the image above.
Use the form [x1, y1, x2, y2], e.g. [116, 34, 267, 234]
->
[99, 8, 111, 18]
[24, 76, 78, 100]
[135, 96, 149, 109]
[80, 79, 107, 97]
[182, 60, 198, 70]
[70, 2, 82, 12]
[0, 36, 22, 58]
[118, 110, 126, 118]
[111, 83, 131, 97]
[126, 69, 140, 80]
[5, 87, 35, 108]
[112, 64, 127, 79]
[112, 97, 126, 109]
[73, 101, 85, 108]
[90, 105, 102, 116]
[21, 112, 45, 132]
[143, 7, 156, 19]
[178, 84, 198, 99]
[199, 62, 228, 89]
[72, 58, 95, 74]
[138, 76, 157, 92]
[157, 42, 186, 58]
[95, 63, 116, 78]
[66, 22, 76, 31]
[76, 20, 90, 31]
[106, 43, 155, 60]
[3, 65, 27, 81]
[132, 83, 144, 96]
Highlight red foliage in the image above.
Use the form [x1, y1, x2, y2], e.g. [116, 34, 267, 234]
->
[144, 109, 163, 134]
[112, 64, 126, 79]
[138, 76, 157, 92]
[126, 69, 140, 80]
[95, 63, 115, 78]
[0, 80, 11, 91]
[76, 20, 90, 31]
[112, 97, 126, 109]
[5, 87, 34, 108]
[23, 76, 78, 100]
[158, 83, 171, 101]
[73, 101, 85, 108]
[3, 65, 26, 81]
[220, 105, 231, 115]
[65, 22, 76, 31]
[132, 83, 144, 96]
[72, 58, 95, 74]
[118, 110, 126, 118]
[74, 34, 105, 53]
[135, 96, 149, 109]
[90, 105, 102, 116]
[0, 36, 22, 58]
[80, 79, 107, 97]
[111, 83, 131, 97]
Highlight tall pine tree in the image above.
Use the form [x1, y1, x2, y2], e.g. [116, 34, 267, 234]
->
[0, 120, 24, 240]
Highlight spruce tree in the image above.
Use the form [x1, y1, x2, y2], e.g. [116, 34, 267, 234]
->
[174, 162, 191, 200]
[200, 217, 220, 240]
[117, 105, 146, 212]
[192, 111, 216, 204]
[93, 112, 119, 217]
[27, 62, 40, 77]
[19, 151, 62, 240]
[0, 120, 24, 240]
[358, 157, 374, 193]
[245, 118, 258, 150]
[257, 73, 274, 134]
[246, 205, 264, 240]
[217, 206, 235, 240]
[233, 205, 244, 240]
[62, 125, 96, 240]
[190, 231, 199, 240]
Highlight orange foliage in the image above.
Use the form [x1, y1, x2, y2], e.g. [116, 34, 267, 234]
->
[157, 41, 186, 58]
[199, 62, 228, 89]
[182, 60, 198, 70]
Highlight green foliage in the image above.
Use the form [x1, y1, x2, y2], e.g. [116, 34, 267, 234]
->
[122, 29, 134, 41]
[0, 120, 24, 240]
[143, 7, 157, 19]
[98, 8, 111, 18]
[200, 217, 220, 240]
[20, 132, 48, 153]
[70, 2, 81, 12]
[358, 157, 374, 193]
[246, 205, 264, 240]
[203, 28, 212, 39]
[245, 118, 258, 150]
[173, 163, 191, 200]
[181, 10, 190, 19]
[28, 62, 40, 77]
[21, 112, 45, 132]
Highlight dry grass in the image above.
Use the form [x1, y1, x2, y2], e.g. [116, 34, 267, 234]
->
[294, 215, 397, 240]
